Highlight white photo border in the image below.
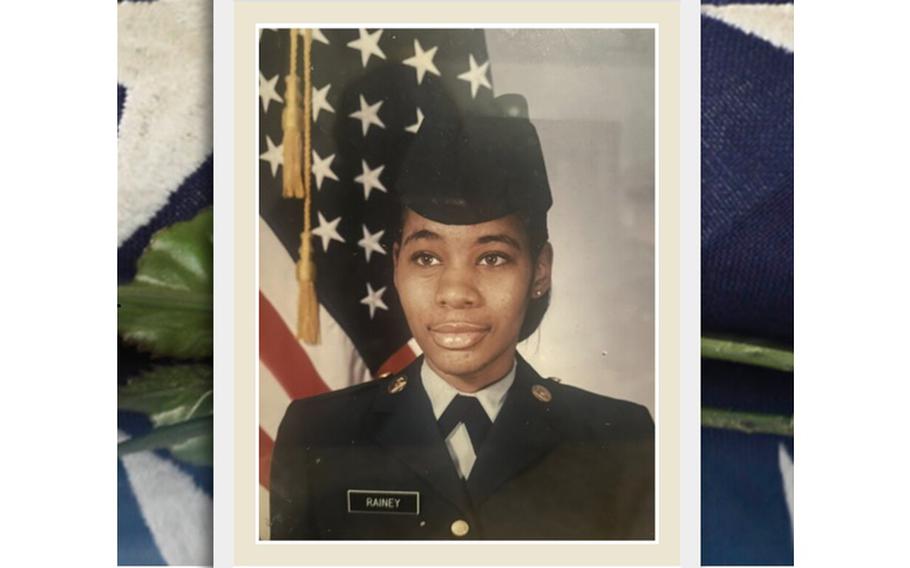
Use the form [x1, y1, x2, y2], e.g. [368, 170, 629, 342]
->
[214, 2, 698, 566]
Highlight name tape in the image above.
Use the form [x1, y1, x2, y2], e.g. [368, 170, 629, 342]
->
[347, 489, 420, 515]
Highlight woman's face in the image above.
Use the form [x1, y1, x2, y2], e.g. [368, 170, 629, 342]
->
[394, 209, 552, 391]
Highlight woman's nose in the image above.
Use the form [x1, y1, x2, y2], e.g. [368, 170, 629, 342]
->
[434, 265, 481, 308]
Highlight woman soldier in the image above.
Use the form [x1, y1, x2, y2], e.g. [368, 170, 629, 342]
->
[270, 98, 654, 540]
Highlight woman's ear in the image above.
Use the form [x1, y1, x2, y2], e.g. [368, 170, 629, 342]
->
[530, 242, 553, 298]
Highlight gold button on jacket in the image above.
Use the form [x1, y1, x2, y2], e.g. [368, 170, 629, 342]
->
[450, 519, 470, 537]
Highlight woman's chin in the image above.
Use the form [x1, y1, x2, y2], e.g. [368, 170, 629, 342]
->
[426, 349, 484, 377]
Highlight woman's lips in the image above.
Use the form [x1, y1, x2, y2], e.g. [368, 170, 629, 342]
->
[428, 322, 490, 350]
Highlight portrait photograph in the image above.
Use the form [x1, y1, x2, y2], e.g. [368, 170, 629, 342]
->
[258, 25, 655, 540]
[223, 1, 683, 564]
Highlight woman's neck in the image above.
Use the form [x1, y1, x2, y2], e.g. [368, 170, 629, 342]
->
[425, 350, 517, 393]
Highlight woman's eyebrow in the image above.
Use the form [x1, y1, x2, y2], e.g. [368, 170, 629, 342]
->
[476, 234, 522, 250]
[401, 229, 441, 247]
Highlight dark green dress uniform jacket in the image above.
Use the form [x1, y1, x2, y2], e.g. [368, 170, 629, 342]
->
[269, 355, 654, 540]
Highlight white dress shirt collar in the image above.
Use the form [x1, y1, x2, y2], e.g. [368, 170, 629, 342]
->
[421, 358, 516, 423]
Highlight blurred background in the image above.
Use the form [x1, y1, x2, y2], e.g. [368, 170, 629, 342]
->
[488, 29, 657, 414]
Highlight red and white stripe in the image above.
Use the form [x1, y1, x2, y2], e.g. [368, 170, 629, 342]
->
[258, 220, 420, 533]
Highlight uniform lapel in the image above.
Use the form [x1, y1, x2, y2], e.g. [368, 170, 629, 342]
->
[466, 355, 561, 507]
[371, 357, 472, 514]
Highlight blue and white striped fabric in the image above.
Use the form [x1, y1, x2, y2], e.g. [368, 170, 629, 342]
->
[118, 0, 213, 564]
[701, 1, 794, 565]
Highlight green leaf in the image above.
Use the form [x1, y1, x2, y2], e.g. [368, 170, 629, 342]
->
[702, 334, 794, 372]
[118, 208, 213, 358]
[118, 366, 213, 466]
[702, 407, 793, 436]
[118, 365, 212, 427]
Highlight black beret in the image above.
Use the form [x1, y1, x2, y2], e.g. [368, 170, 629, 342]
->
[395, 95, 552, 225]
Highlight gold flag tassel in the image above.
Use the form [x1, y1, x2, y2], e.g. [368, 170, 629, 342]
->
[283, 29, 319, 343]
[281, 30, 305, 199]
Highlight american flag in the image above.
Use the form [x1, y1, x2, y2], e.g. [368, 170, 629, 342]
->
[257, 28, 499, 531]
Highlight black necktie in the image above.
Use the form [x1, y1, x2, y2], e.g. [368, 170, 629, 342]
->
[437, 395, 493, 451]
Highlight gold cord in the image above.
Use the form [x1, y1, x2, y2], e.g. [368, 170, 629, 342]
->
[295, 29, 319, 344]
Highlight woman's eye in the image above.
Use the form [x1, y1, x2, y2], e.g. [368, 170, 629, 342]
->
[478, 253, 510, 267]
[411, 252, 440, 267]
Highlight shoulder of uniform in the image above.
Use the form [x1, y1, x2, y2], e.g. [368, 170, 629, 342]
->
[542, 378, 653, 434]
[291, 379, 381, 406]
[279, 378, 385, 428]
